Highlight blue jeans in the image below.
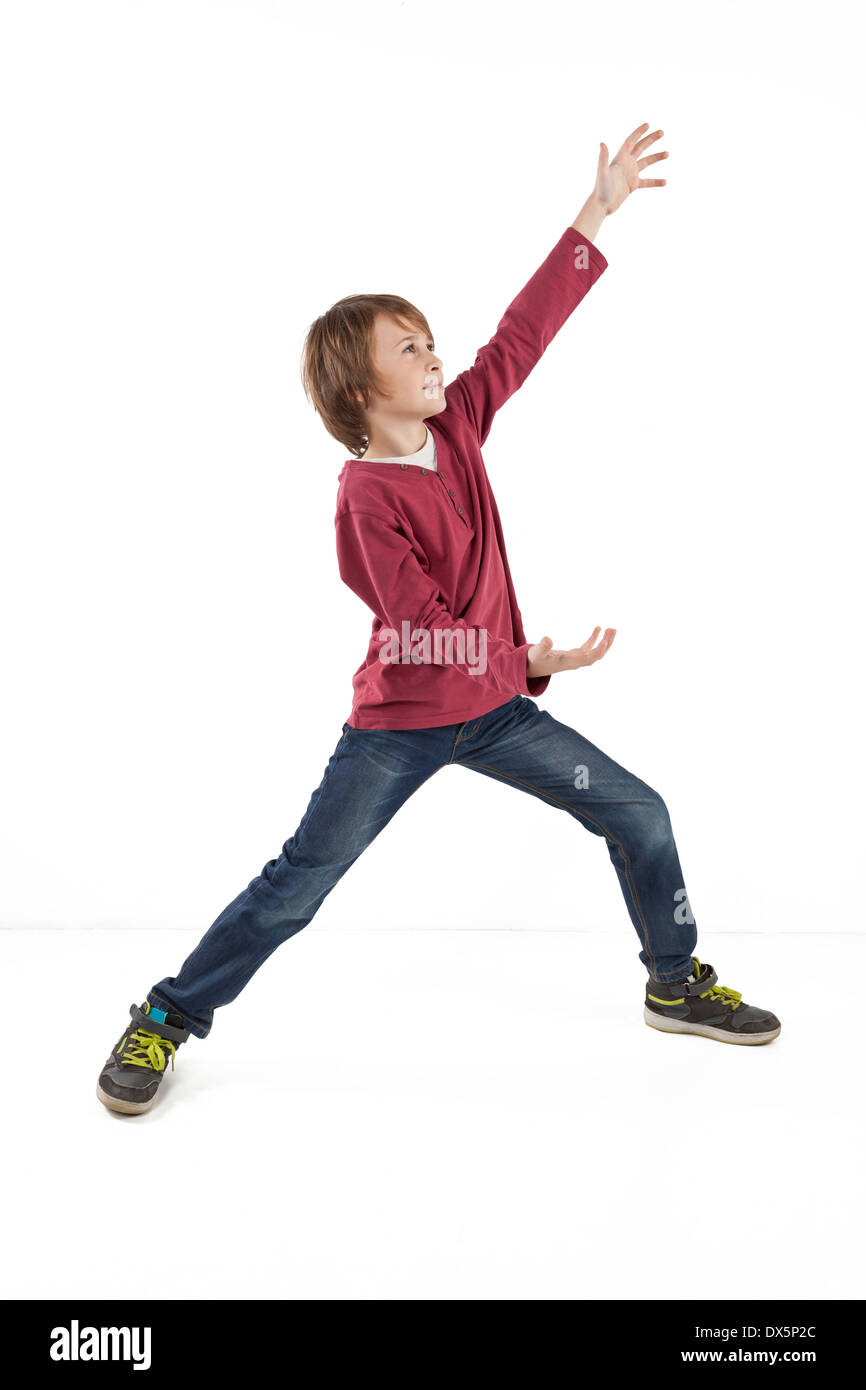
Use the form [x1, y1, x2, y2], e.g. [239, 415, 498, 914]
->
[148, 695, 698, 1038]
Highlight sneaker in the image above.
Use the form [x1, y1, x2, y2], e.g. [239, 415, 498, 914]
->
[644, 956, 781, 1045]
[96, 1001, 191, 1114]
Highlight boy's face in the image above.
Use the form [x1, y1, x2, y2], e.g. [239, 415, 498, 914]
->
[360, 314, 447, 424]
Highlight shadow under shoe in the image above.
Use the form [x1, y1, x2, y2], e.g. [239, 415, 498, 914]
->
[644, 957, 781, 1045]
[97, 1002, 191, 1114]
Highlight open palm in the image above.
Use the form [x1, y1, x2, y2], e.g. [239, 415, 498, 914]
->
[595, 122, 669, 215]
[526, 628, 616, 680]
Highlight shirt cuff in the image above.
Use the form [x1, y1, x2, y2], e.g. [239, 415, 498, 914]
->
[514, 641, 551, 699]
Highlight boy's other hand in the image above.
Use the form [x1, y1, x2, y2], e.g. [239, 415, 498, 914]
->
[527, 628, 616, 679]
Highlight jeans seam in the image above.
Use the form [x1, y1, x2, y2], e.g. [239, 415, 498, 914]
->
[448, 702, 517, 765]
[456, 758, 658, 976]
[448, 724, 467, 763]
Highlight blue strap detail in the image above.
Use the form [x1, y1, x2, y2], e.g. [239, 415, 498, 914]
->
[147, 1006, 167, 1024]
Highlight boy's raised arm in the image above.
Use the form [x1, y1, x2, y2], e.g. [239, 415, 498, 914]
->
[444, 123, 669, 447]
[442, 222, 608, 447]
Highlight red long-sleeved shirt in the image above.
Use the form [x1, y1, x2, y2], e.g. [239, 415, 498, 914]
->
[335, 224, 608, 729]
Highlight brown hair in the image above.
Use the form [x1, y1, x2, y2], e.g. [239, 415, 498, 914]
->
[300, 295, 433, 458]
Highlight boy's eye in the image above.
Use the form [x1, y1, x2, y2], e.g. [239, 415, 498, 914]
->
[404, 342, 435, 353]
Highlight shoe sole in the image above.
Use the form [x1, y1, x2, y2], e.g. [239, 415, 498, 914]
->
[96, 1082, 156, 1114]
[644, 1007, 781, 1045]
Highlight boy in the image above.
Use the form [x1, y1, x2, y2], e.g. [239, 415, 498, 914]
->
[97, 122, 781, 1116]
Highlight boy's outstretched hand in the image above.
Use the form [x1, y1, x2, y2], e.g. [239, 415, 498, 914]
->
[594, 122, 668, 216]
[526, 628, 616, 680]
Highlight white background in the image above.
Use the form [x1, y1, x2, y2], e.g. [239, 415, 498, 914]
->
[2, 0, 864, 1304]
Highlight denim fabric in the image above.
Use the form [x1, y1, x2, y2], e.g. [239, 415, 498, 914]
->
[148, 695, 697, 1038]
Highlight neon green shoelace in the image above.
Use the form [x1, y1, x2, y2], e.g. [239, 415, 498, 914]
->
[691, 957, 742, 1010]
[120, 1028, 177, 1072]
[702, 983, 742, 1009]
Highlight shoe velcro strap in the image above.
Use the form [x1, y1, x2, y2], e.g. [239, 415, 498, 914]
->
[682, 965, 718, 997]
[129, 1003, 190, 1046]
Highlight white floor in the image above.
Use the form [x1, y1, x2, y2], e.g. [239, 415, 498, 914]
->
[4, 926, 862, 1301]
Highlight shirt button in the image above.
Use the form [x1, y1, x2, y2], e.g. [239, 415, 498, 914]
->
[400, 462, 408, 470]
[420, 467, 427, 475]
[449, 488, 455, 496]
[457, 506, 464, 514]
